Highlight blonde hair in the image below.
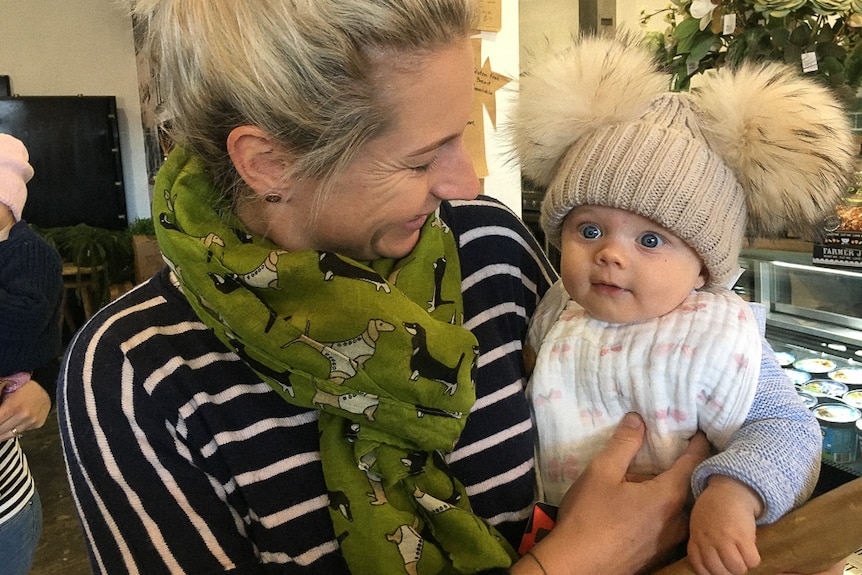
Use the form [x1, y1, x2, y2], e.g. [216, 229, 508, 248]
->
[131, 0, 477, 200]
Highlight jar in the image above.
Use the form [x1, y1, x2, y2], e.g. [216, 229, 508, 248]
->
[814, 403, 861, 464]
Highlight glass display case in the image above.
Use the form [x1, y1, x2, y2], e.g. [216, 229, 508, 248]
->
[737, 247, 862, 490]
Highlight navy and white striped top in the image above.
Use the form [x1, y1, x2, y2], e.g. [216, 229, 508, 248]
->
[0, 438, 34, 526]
[58, 197, 557, 574]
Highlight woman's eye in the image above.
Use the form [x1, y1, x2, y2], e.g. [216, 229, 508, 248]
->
[411, 156, 439, 173]
[578, 223, 602, 239]
[638, 232, 664, 248]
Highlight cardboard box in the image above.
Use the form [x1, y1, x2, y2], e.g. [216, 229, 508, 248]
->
[132, 234, 164, 284]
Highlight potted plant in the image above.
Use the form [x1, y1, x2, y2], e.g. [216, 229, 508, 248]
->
[33, 223, 134, 309]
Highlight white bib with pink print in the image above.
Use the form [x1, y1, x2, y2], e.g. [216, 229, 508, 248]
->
[527, 281, 761, 505]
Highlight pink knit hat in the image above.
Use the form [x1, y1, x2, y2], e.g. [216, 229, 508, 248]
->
[0, 133, 33, 222]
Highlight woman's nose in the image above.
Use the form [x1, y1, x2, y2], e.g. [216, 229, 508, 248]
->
[431, 138, 479, 201]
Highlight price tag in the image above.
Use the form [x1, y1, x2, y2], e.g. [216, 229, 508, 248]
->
[722, 13, 737, 35]
[801, 52, 818, 73]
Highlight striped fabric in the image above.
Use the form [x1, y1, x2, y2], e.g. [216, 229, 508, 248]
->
[58, 196, 557, 574]
[0, 438, 35, 527]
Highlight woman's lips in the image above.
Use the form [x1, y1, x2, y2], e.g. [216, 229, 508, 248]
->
[404, 213, 428, 231]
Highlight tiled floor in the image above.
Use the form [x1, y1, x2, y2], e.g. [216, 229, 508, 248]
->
[25, 408, 91, 575]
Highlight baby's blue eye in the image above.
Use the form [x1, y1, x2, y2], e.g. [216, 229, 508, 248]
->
[578, 223, 601, 239]
[639, 232, 664, 248]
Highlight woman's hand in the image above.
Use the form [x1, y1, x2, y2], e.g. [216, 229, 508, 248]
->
[0, 379, 51, 440]
[511, 413, 710, 575]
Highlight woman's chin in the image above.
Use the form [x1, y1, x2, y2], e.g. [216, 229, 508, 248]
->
[371, 232, 422, 260]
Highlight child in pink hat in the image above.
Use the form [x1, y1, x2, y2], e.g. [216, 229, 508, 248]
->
[0, 133, 65, 575]
[0, 133, 33, 225]
[0, 133, 62, 396]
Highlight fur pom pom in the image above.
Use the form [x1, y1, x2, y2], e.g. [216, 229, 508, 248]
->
[513, 33, 669, 189]
[693, 63, 856, 239]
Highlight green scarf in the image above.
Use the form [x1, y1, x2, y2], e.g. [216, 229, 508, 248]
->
[153, 148, 516, 573]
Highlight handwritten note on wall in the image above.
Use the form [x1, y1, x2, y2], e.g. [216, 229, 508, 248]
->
[465, 36, 512, 178]
[478, 0, 502, 32]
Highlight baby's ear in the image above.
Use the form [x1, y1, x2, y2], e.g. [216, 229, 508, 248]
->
[523, 344, 537, 376]
[694, 265, 708, 290]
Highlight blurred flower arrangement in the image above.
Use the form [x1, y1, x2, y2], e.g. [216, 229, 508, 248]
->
[640, 0, 862, 103]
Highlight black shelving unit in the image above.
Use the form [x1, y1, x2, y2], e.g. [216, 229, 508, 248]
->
[0, 95, 127, 230]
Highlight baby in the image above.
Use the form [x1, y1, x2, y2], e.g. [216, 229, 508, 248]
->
[514, 35, 855, 574]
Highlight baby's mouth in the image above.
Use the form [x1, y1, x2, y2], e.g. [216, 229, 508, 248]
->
[592, 281, 628, 294]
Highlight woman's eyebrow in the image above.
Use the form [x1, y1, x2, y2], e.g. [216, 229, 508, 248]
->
[407, 133, 459, 157]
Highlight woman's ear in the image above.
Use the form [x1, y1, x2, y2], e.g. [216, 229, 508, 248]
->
[227, 126, 290, 196]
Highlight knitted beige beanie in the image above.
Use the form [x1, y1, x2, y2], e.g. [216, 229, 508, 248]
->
[514, 34, 856, 288]
[542, 93, 746, 287]
[0, 133, 33, 222]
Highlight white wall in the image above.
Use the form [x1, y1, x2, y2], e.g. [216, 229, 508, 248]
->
[617, 0, 668, 33]
[0, 0, 151, 224]
[480, 0, 523, 215]
[520, 0, 668, 63]
[520, 0, 579, 67]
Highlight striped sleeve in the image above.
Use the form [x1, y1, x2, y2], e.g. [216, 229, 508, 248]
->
[0, 439, 36, 526]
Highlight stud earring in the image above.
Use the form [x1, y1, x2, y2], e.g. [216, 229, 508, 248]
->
[264, 193, 282, 203]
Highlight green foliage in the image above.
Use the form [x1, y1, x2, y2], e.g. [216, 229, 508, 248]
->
[33, 223, 134, 308]
[641, 0, 862, 105]
[127, 217, 156, 236]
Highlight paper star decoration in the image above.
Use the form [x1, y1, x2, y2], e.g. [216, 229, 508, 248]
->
[474, 56, 511, 130]
[465, 39, 514, 179]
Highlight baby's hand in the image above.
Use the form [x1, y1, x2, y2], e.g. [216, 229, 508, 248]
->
[688, 475, 764, 575]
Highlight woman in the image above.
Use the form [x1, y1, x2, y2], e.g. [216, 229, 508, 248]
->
[57, 1, 839, 574]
